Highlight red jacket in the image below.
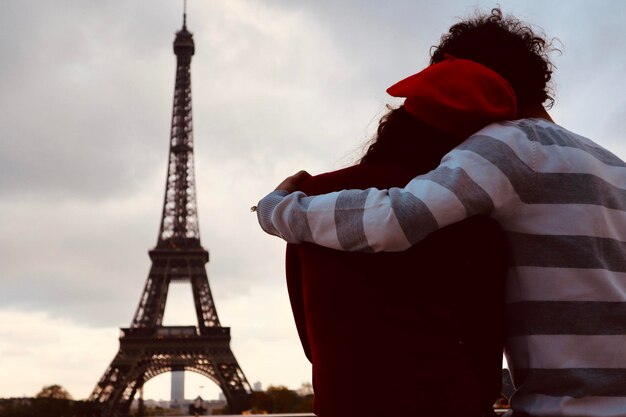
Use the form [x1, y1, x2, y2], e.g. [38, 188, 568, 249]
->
[286, 162, 507, 417]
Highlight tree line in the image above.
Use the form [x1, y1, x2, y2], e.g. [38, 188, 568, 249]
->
[0, 384, 314, 416]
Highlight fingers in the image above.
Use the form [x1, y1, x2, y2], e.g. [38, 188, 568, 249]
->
[275, 170, 312, 193]
[290, 170, 312, 183]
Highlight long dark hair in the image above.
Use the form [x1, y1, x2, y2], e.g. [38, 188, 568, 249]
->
[360, 106, 463, 172]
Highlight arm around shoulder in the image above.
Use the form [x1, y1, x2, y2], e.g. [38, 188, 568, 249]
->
[255, 125, 532, 252]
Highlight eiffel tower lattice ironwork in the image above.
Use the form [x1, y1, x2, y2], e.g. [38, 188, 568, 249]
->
[89, 13, 251, 417]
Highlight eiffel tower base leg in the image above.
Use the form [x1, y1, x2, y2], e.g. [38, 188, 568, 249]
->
[89, 328, 251, 416]
[223, 392, 251, 414]
[137, 385, 144, 417]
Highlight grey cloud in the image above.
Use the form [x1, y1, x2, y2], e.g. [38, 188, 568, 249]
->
[0, 1, 179, 201]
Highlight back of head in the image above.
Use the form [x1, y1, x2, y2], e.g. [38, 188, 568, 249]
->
[360, 106, 461, 172]
[362, 8, 555, 170]
[430, 8, 556, 108]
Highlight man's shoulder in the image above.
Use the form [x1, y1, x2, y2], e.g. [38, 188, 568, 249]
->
[479, 118, 625, 168]
[474, 118, 587, 146]
[470, 118, 545, 142]
[456, 118, 555, 163]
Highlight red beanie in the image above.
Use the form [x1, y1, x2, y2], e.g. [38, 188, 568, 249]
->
[386, 56, 518, 138]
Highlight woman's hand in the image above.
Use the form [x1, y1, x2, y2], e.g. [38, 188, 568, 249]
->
[274, 170, 311, 193]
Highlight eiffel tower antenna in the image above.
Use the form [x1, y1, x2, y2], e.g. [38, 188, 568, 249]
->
[89, 8, 251, 416]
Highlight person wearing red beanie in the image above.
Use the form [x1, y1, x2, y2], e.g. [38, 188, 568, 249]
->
[284, 57, 514, 417]
[387, 55, 517, 139]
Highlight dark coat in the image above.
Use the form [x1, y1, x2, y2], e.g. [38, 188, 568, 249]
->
[286, 162, 508, 417]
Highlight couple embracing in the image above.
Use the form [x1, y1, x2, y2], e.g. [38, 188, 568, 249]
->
[257, 8, 626, 417]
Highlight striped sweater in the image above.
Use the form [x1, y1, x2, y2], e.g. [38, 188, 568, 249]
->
[257, 118, 626, 417]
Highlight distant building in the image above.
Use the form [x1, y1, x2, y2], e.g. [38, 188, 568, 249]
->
[253, 381, 262, 392]
[171, 370, 185, 405]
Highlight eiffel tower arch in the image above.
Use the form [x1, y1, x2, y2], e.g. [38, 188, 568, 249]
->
[89, 10, 251, 417]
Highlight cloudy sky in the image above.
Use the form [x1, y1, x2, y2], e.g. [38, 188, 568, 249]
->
[1, 0, 626, 402]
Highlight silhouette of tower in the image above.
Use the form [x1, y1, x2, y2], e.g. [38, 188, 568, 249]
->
[89, 11, 251, 417]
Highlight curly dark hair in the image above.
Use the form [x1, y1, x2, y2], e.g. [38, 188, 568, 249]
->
[360, 106, 462, 170]
[430, 8, 557, 108]
[361, 8, 557, 167]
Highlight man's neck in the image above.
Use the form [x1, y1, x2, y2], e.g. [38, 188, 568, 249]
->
[519, 103, 554, 122]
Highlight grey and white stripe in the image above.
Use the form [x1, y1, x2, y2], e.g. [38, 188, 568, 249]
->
[513, 368, 626, 398]
[507, 301, 626, 336]
[388, 187, 439, 245]
[516, 121, 626, 167]
[506, 232, 626, 272]
[335, 189, 372, 252]
[423, 166, 495, 216]
[505, 266, 626, 303]
[511, 394, 626, 417]
[506, 335, 626, 368]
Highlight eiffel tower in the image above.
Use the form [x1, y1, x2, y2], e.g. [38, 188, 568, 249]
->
[89, 10, 251, 417]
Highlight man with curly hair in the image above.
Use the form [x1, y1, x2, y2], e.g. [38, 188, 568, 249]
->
[257, 8, 626, 417]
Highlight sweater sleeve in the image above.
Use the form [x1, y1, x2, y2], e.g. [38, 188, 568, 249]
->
[257, 123, 534, 252]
